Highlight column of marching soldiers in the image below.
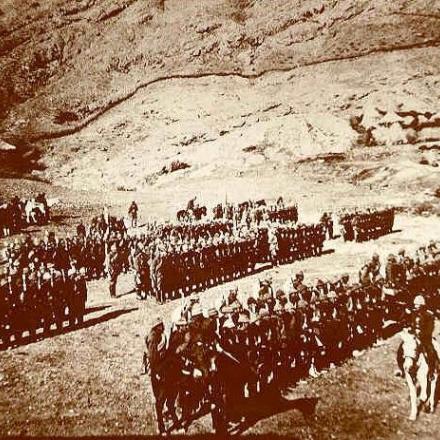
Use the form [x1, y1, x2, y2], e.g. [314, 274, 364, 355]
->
[144, 242, 440, 434]
[0, 197, 395, 348]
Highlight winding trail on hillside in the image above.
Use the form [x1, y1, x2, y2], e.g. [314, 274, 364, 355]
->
[24, 39, 440, 143]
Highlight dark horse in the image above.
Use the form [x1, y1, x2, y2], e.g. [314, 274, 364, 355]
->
[176, 206, 207, 223]
[146, 342, 259, 435]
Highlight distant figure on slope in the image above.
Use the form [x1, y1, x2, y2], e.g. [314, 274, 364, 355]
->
[128, 201, 139, 228]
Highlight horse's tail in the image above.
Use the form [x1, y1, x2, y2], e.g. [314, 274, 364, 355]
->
[396, 340, 405, 375]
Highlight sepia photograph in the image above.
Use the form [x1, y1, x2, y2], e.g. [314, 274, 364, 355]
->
[0, 0, 440, 438]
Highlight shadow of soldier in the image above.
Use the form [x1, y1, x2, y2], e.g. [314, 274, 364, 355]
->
[0, 305, 138, 351]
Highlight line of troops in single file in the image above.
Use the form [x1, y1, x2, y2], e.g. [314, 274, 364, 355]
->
[339, 208, 395, 242]
[143, 241, 440, 434]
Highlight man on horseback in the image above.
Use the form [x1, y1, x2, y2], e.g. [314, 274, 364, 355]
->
[411, 295, 437, 367]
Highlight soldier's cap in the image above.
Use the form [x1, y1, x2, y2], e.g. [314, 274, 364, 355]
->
[327, 291, 337, 300]
[261, 280, 271, 286]
[341, 273, 349, 279]
[151, 317, 163, 329]
[295, 271, 304, 278]
[372, 253, 379, 260]
[274, 303, 284, 313]
[398, 248, 405, 255]
[275, 289, 285, 298]
[238, 313, 250, 324]
[297, 299, 307, 309]
[207, 307, 218, 318]
[387, 254, 396, 261]
[247, 296, 257, 306]
[222, 317, 235, 329]
[258, 308, 270, 319]
[284, 302, 295, 312]
[315, 279, 325, 287]
[413, 295, 426, 306]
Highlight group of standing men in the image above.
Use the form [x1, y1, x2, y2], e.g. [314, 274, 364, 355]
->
[339, 208, 394, 242]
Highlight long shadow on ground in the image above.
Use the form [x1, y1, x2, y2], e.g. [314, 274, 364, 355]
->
[227, 386, 319, 435]
[1, 305, 138, 351]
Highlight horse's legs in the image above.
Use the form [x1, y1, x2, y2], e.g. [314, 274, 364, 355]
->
[418, 359, 429, 404]
[155, 396, 166, 435]
[428, 371, 438, 413]
[404, 358, 418, 421]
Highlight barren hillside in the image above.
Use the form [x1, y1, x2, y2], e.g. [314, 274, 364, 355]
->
[1, 0, 440, 140]
[0, 0, 439, 206]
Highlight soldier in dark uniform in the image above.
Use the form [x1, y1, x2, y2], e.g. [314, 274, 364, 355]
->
[410, 295, 437, 366]
[128, 201, 139, 228]
[107, 243, 121, 298]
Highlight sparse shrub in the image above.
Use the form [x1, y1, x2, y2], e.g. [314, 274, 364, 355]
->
[419, 156, 429, 165]
[169, 160, 190, 172]
[243, 145, 257, 152]
[159, 160, 190, 175]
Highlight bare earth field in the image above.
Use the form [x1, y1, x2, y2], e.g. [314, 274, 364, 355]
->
[0, 191, 439, 438]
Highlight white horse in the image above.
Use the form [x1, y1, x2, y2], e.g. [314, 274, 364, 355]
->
[24, 199, 46, 224]
[399, 329, 440, 420]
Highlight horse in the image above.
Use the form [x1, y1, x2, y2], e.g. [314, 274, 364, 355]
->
[213, 204, 224, 220]
[192, 206, 207, 221]
[397, 329, 440, 420]
[24, 199, 47, 225]
[177, 209, 190, 223]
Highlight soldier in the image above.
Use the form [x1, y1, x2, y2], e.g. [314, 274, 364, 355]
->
[128, 201, 139, 228]
[106, 243, 121, 298]
[409, 295, 437, 366]
[134, 242, 150, 300]
[359, 260, 372, 286]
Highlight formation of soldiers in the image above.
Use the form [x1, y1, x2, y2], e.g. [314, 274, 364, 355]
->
[0, 260, 87, 348]
[133, 220, 326, 303]
[144, 241, 440, 434]
[339, 208, 395, 242]
[269, 223, 326, 265]
[211, 197, 298, 227]
[0, 193, 50, 237]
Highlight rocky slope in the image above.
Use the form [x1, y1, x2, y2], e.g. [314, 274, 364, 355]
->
[0, 0, 439, 201]
[1, 0, 440, 140]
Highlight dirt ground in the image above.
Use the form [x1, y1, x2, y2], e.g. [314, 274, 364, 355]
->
[0, 181, 439, 439]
